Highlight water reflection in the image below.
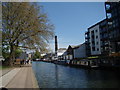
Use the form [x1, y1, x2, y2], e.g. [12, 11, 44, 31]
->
[55, 65, 58, 87]
[32, 61, 120, 88]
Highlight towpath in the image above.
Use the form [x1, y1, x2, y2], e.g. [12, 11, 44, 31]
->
[0, 65, 39, 88]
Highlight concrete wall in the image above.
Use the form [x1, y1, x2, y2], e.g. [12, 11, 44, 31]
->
[89, 24, 101, 55]
[73, 43, 86, 58]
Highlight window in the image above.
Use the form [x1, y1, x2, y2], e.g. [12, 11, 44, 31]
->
[91, 35, 94, 38]
[108, 22, 112, 25]
[92, 47, 95, 51]
[91, 31, 94, 35]
[106, 4, 110, 10]
[96, 29, 98, 33]
[92, 41, 95, 44]
[96, 36, 98, 39]
[107, 13, 112, 19]
[96, 42, 99, 45]
[97, 48, 99, 51]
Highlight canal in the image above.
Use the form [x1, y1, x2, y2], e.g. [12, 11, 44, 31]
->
[32, 61, 120, 88]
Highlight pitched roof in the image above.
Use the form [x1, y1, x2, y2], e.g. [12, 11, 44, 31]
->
[70, 45, 81, 49]
[70, 43, 85, 49]
[58, 48, 66, 50]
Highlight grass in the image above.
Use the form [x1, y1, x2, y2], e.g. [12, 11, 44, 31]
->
[0, 65, 12, 70]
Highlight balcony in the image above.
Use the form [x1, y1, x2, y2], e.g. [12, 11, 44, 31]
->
[106, 7, 111, 13]
[85, 41, 90, 45]
[85, 31, 89, 35]
[85, 36, 90, 39]
[105, 3, 111, 13]
[108, 25, 113, 31]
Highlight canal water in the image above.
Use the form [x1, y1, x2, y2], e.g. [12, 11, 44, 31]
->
[32, 61, 120, 88]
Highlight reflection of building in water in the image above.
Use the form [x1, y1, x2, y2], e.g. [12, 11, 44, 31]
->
[55, 65, 58, 87]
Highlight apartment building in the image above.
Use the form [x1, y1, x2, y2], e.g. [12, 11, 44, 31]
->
[85, 2, 120, 56]
[85, 31, 91, 56]
[99, 19, 109, 55]
[88, 23, 101, 55]
[105, 2, 120, 53]
[85, 19, 108, 56]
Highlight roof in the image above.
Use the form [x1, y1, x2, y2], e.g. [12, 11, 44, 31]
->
[70, 43, 85, 49]
[58, 48, 66, 51]
[88, 19, 107, 30]
[70, 45, 81, 49]
[62, 51, 67, 55]
[58, 48, 66, 53]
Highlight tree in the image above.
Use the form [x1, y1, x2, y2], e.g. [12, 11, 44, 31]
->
[2, 2, 54, 65]
[0, 2, 2, 57]
[0, 31, 1, 53]
[33, 50, 41, 60]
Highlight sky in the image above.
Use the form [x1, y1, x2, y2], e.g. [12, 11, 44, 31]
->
[38, 2, 106, 52]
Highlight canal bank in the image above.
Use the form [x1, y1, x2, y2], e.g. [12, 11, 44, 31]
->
[0, 65, 39, 88]
[39, 59, 120, 70]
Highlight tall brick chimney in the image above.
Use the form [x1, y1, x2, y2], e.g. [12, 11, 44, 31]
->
[55, 36, 58, 56]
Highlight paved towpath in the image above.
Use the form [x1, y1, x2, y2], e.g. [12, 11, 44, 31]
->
[0, 67, 14, 77]
[0, 65, 39, 88]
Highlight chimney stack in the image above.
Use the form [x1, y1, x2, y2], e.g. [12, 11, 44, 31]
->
[55, 36, 58, 56]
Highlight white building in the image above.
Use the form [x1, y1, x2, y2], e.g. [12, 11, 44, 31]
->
[62, 51, 67, 60]
[61, 44, 86, 60]
[57, 48, 66, 60]
[73, 43, 86, 59]
[88, 24, 101, 55]
[57, 48, 66, 56]
[64, 45, 74, 60]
